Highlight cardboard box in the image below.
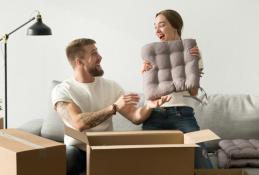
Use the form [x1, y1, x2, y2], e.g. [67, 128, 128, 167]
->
[0, 129, 66, 175]
[195, 169, 250, 175]
[0, 117, 3, 129]
[65, 127, 219, 175]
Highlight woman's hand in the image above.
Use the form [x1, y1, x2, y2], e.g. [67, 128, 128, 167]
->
[189, 88, 198, 96]
[146, 95, 172, 108]
[141, 60, 153, 74]
[189, 47, 201, 58]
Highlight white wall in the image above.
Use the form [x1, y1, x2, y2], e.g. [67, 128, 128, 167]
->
[0, 0, 259, 127]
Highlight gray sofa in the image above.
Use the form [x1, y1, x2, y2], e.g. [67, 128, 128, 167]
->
[18, 93, 259, 171]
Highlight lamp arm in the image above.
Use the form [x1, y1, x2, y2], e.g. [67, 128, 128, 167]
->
[0, 16, 36, 42]
[0, 15, 35, 128]
[0, 10, 48, 128]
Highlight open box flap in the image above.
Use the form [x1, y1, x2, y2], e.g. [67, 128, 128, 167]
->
[65, 126, 89, 145]
[65, 127, 219, 146]
[184, 129, 220, 144]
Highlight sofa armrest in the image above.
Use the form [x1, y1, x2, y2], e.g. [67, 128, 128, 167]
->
[17, 118, 44, 136]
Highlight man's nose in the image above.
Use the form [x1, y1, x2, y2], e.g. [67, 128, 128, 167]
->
[98, 54, 102, 61]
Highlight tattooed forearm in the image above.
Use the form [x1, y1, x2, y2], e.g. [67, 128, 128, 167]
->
[79, 109, 113, 129]
[56, 101, 113, 130]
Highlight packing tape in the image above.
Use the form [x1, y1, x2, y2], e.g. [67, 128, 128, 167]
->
[0, 131, 44, 149]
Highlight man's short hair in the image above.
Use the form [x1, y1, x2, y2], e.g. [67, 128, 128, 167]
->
[66, 38, 96, 66]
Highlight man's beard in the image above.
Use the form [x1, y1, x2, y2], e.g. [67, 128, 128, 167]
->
[88, 67, 104, 77]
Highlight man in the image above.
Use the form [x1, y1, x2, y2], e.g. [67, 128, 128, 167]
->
[51, 38, 171, 175]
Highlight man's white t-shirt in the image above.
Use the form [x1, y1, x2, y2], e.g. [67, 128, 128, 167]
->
[51, 77, 124, 146]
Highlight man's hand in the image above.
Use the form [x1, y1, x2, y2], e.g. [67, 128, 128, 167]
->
[114, 93, 140, 111]
[146, 95, 172, 108]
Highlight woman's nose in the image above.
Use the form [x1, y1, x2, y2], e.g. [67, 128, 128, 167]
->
[155, 27, 159, 33]
[155, 27, 161, 34]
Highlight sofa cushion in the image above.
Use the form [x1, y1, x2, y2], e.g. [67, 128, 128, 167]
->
[193, 94, 259, 153]
[41, 80, 64, 142]
[141, 39, 200, 100]
[18, 118, 44, 136]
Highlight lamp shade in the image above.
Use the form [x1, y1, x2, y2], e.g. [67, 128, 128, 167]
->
[27, 15, 52, 35]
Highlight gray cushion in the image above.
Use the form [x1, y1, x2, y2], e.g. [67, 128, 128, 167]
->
[218, 149, 259, 168]
[141, 39, 200, 100]
[18, 118, 44, 136]
[219, 139, 259, 159]
[41, 80, 64, 142]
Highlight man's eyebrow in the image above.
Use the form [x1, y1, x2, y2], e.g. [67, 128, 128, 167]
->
[90, 48, 98, 53]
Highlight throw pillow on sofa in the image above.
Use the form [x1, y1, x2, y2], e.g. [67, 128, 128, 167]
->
[41, 80, 64, 142]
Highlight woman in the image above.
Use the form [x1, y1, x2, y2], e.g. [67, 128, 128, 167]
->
[142, 9, 212, 169]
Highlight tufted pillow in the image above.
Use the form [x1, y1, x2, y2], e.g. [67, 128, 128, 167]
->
[218, 139, 259, 168]
[141, 39, 200, 100]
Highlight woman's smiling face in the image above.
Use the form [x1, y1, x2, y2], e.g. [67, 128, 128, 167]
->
[154, 14, 180, 41]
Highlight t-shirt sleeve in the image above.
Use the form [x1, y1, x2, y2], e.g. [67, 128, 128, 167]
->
[51, 84, 73, 110]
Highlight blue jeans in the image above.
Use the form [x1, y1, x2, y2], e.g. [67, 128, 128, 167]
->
[66, 145, 86, 175]
[142, 106, 213, 169]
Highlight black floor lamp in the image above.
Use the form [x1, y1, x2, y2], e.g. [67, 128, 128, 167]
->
[0, 11, 52, 128]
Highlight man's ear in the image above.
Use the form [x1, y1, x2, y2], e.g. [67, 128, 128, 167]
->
[75, 58, 84, 66]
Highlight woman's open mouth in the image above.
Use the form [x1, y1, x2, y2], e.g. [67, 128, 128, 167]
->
[158, 34, 165, 40]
